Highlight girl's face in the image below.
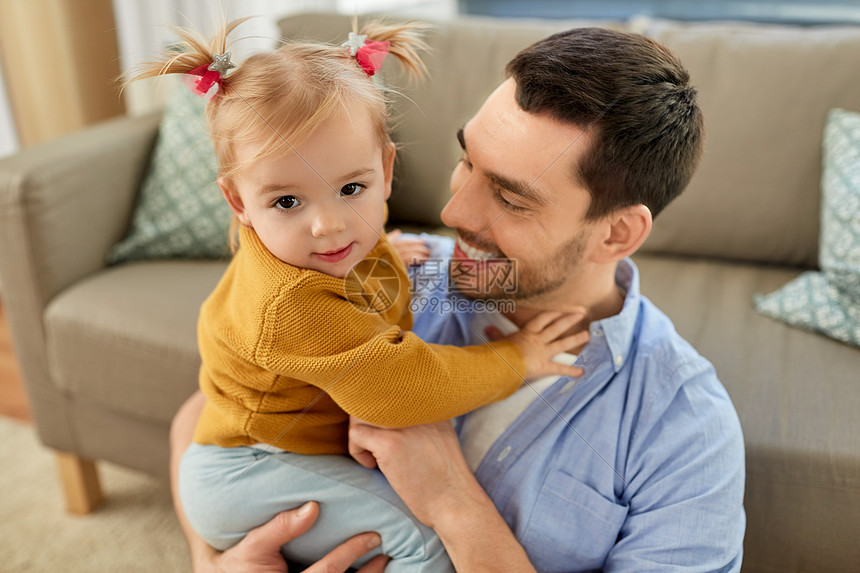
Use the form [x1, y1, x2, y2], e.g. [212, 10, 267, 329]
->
[219, 109, 395, 278]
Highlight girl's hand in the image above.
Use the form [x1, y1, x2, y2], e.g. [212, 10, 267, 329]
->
[488, 310, 590, 380]
[387, 229, 431, 266]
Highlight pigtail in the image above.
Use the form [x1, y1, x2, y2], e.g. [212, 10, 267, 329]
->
[359, 20, 430, 81]
[121, 17, 252, 88]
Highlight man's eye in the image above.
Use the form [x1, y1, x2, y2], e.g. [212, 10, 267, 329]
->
[275, 195, 300, 210]
[459, 155, 473, 170]
[496, 191, 527, 213]
[341, 183, 365, 196]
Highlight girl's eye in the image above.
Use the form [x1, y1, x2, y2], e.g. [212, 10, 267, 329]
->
[341, 183, 365, 196]
[275, 195, 300, 210]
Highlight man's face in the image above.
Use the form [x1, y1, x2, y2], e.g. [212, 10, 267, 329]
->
[441, 79, 600, 306]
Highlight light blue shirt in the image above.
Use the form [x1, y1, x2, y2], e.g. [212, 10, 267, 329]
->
[408, 234, 745, 573]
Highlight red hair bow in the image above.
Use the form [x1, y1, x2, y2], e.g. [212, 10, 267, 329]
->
[355, 40, 390, 77]
[182, 53, 234, 100]
[181, 64, 223, 100]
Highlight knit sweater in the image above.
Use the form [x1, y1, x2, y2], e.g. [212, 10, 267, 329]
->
[193, 226, 526, 455]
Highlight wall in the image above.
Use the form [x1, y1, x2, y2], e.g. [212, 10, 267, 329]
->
[0, 59, 18, 160]
[459, 0, 860, 24]
[0, 0, 126, 148]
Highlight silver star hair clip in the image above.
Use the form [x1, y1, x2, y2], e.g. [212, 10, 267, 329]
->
[208, 52, 235, 76]
[341, 32, 367, 57]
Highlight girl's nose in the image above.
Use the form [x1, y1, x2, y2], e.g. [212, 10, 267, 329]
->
[311, 208, 347, 238]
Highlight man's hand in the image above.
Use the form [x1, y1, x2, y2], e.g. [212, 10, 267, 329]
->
[348, 417, 478, 528]
[348, 417, 537, 572]
[199, 501, 390, 573]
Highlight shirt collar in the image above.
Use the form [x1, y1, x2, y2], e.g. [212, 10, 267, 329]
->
[591, 258, 641, 373]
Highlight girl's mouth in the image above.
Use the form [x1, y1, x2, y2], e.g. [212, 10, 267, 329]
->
[315, 242, 354, 263]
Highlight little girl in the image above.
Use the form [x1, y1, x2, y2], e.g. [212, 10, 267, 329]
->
[132, 18, 587, 571]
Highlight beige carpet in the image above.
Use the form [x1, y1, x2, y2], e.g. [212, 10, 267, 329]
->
[0, 416, 190, 572]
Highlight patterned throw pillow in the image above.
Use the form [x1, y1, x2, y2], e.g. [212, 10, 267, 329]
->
[107, 85, 233, 263]
[754, 108, 860, 346]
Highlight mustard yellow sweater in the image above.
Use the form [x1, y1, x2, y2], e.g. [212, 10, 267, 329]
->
[193, 226, 526, 455]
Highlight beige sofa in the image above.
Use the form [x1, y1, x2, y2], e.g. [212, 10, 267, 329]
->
[1, 12, 858, 573]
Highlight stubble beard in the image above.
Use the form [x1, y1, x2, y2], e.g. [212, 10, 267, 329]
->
[449, 228, 588, 304]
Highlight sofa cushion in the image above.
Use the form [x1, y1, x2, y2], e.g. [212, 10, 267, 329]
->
[44, 261, 227, 424]
[755, 108, 860, 347]
[635, 253, 860, 572]
[107, 85, 233, 264]
[639, 20, 860, 267]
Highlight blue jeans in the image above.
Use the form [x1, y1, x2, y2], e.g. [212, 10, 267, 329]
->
[179, 443, 454, 572]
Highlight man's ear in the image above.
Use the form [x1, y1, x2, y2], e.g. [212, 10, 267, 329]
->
[218, 176, 251, 227]
[382, 142, 396, 201]
[591, 205, 653, 264]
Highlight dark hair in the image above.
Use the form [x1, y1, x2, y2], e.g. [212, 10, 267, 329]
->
[506, 27, 704, 219]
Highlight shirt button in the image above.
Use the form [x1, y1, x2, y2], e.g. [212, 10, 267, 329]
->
[497, 445, 512, 462]
[591, 329, 604, 337]
[615, 354, 623, 367]
[560, 380, 577, 393]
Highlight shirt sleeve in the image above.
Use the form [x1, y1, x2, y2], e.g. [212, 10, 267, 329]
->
[254, 274, 526, 428]
[603, 362, 746, 573]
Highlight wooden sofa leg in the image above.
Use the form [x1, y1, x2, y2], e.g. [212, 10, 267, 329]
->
[55, 452, 104, 514]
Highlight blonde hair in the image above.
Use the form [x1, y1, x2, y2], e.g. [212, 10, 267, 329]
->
[127, 18, 428, 180]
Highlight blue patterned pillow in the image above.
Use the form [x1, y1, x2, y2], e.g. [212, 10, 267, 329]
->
[754, 108, 860, 346]
[107, 85, 232, 263]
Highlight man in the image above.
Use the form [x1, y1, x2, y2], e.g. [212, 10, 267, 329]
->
[171, 26, 745, 572]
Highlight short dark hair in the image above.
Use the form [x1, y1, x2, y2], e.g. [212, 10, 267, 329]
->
[506, 27, 704, 219]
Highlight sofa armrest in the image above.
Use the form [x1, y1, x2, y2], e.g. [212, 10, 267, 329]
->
[0, 112, 160, 306]
[0, 112, 159, 443]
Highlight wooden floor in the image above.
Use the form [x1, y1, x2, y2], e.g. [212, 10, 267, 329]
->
[0, 300, 32, 423]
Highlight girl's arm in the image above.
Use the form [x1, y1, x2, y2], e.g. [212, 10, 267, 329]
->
[253, 281, 586, 427]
